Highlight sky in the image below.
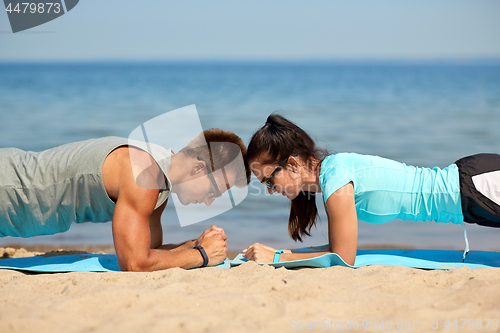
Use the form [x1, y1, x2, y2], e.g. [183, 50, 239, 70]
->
[0, 0, 499, 61]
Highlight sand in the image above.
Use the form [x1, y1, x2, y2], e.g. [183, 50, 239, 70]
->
[1, 246, 499, 333]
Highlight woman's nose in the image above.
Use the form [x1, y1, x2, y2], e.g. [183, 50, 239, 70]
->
[205, 197, 215, 207]
[267, 187, 275, 195]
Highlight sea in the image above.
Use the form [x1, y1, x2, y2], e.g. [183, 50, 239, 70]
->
[1, 60, 499, 251]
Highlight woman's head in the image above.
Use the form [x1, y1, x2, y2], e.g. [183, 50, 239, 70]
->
[246, 114, 322, 170]
[246, 114, 328, 241]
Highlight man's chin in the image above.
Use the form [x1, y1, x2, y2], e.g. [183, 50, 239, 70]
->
[177, 197, 190, 206]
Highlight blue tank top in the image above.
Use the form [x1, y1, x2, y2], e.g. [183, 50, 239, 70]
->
[319, 153, 464, 224]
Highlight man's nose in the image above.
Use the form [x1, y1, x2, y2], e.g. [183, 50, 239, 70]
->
[205, 197, 215, 207]
[267, 187, 276, 195]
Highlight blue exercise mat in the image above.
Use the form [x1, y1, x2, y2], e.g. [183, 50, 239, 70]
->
[2, 248, 499, 272]
[0, 254, 231, 272]
[230, 246, 500, 270]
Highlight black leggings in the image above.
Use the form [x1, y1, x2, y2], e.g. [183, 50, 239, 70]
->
[455, 153, 500, 227]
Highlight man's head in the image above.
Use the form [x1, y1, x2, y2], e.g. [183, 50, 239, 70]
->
[174, 128, 250, 206]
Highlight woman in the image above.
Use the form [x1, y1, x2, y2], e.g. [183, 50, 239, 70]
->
[243, 114, 500, 266]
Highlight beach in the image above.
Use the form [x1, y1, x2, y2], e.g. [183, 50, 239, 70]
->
[1, 246, 499, 333]
[2, 2, 499, 332]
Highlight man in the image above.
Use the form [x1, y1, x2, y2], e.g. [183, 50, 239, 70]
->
[0, 129, 250, 271]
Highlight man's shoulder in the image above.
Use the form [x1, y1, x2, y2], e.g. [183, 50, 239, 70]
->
[108, 146, 160, 176]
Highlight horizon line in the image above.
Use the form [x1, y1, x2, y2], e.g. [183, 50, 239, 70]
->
[1, 57, 500, 65]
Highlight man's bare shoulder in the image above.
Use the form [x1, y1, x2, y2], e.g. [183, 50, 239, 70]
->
[103, 146, 163, 202]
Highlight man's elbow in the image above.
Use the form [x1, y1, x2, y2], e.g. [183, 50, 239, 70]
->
[119, 257, 153, 272]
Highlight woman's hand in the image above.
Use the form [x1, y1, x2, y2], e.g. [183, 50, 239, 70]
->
[243, 243, 282, 263]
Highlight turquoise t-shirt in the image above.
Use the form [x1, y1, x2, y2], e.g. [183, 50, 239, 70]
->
[319, 153, 464, 224]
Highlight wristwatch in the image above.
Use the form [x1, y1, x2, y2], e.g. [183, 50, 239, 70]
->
[273, 250, 284, 263]
[194, 245, 209, 268]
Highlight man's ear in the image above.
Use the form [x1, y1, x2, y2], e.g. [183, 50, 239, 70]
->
[191, 160, 206, 176]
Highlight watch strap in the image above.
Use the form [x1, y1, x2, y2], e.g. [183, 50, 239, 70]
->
[194, 245, 209, 268]
[273, 250, 284, 263]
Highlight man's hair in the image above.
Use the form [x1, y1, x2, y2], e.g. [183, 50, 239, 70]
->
[180, 128, 250, 187]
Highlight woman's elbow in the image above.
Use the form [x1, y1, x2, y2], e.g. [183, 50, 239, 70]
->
[344, 256, 355, 266]
[342, 251, 356, 266]
[330, 247, 356, 266]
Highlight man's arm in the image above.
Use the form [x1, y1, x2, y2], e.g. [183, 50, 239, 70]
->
[149, 200, 165, 249]
[149, 205, 198, 252]
[157, 241, 196, 251]
[111, 151, 227, 272]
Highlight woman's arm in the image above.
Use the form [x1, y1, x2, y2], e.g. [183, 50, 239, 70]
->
[243, 182, 358, 265]
[243, 243, 330, 262]
[323, 181, 358, 265]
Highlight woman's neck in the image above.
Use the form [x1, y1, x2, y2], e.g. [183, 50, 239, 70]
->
[300, 160, 322, 193]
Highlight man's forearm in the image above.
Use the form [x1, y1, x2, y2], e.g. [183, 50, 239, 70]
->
[157, 239, 196, 252]
[120, 247, 206, 271]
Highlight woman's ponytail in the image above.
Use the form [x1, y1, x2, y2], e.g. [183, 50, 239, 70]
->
[289, 191, 318, 241]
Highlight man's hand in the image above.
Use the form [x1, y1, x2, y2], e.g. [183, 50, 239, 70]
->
[196, 225, 227, 266]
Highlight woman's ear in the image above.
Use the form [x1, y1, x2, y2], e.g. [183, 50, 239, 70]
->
[288, 155, 313, 180]
[287, 156, 302, 172]
[285, 157, 302, 180]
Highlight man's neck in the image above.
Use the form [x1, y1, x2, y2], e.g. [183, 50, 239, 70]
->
[167, 152, 194, 189]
